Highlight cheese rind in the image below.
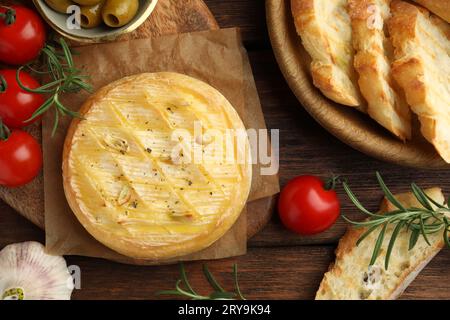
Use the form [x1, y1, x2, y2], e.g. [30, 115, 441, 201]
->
[63, 72, 252, 260]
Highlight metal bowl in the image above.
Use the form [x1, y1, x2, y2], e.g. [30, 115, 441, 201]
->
[33, 0, 158, 43]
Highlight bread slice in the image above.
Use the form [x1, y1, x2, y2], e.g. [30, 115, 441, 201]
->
[316, 187, 446, 300]
[388, 1, 450, 163]
[291, 0, 365, 108]
[412, 0, 450, 23]
[348, 0, 411, 140]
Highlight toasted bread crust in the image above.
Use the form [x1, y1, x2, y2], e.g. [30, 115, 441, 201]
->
[291, 0, 365, 108]
[412, 0, 450, 23]
[349, 0, 412, 140]
[316, 188, 446, 300]
[389, 1, 450, 163]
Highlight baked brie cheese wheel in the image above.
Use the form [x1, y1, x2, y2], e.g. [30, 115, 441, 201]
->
[62, 72, 252, 260]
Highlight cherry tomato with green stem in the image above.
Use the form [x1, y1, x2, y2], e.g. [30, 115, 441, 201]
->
[278, 175, 341, 235]
[0, 124, 43, 187]
[0, 5, 46, 65]
[0, 69, 45, 128]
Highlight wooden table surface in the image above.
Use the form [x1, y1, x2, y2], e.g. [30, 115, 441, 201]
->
[1, 0, 449, 300]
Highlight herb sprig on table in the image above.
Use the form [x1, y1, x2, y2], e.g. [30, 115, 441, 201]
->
[343, 172, 450, 270]
[157, 263, 246, 300]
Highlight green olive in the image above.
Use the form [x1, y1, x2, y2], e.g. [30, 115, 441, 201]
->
[80, 1, 105, 29]
[72, 0, 102, 5]
[102, 0, 139, 28]
[44, 0, 76, 14]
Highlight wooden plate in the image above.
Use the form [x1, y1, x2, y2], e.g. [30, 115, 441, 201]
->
[266, 0, 449, 169]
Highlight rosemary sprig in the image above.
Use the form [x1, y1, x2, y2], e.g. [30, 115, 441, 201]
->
[16, 38, 92, 136]
[343, 172, 450, 270]
[157, 263, 246, 300]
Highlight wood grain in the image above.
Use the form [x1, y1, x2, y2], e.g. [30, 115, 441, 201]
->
[98, 0, 219, 42]
[0, 0, 275, 242]
[1, 203, 449, 300]
[266, 0, 450, 169]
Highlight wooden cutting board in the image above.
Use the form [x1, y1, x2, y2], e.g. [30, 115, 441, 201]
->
[0, 0, 276, 239]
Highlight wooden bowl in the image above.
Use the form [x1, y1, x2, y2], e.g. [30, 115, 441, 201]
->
[266, 0, 449, 169]
[33, 0, 158, 43]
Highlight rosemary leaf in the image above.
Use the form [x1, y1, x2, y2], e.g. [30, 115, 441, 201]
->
[175, 280, 208, 300]
[369, 223, 387, 266]
[423, 190, 447, 209]
[385, 221, 405, 269]
[356, 222, 387, 247]
[203, 265, 225, 293]
[342, 215, 385, 227]
[16, 67, 61, 93]
[233, 264, 246, 300]
[376, 172, 405, 211]
[60, 38, 74, 68]
[72, 78, 93, 92]
[179, 263, 196, 295]
[52, 108, 59, 137]
[342, 182, 375, 217]
[408, 229, 420, 250]
[419, 217, 432, 246]
[156, 290, 185, 296]
[209, 292, 236, 300]
[26, 96, 54, 121]
[443, 218, 450, 248]
[411, 183, 433, 211]
[54, 94, 83, 119]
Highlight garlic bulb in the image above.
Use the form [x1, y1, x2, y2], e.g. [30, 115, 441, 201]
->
[0, 242, 73, 300]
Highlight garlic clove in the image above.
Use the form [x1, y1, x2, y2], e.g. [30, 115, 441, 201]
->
[0, 242, 73, 300]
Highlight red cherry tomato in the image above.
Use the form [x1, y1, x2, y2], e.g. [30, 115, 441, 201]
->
[0, 5, 46, 65]
[0, 130, 42, 187]
[0, 69, 44, 128]
[278, 175, 340, 235]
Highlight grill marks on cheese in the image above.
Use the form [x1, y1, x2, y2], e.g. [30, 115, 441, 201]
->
[68, 79, 247, 244]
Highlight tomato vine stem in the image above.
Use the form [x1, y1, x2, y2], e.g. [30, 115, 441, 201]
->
[0, 6, 16, 25]
[0, 118, 11, 141]
[324, 175, 344, 191]
[0, 75, 6, 93]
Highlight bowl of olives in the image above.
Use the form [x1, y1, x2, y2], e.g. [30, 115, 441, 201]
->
[33, 0, 158, 43]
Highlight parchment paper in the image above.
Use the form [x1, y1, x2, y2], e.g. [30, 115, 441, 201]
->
[43, 28, 279, 264]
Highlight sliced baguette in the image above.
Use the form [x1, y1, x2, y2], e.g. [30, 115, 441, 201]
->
[316, 187, 446, 300]
[348, 0, 411, 140]
[388, 0, 450, 163]
[412, 0, 450, 23]
[291, 0, 365, 108]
